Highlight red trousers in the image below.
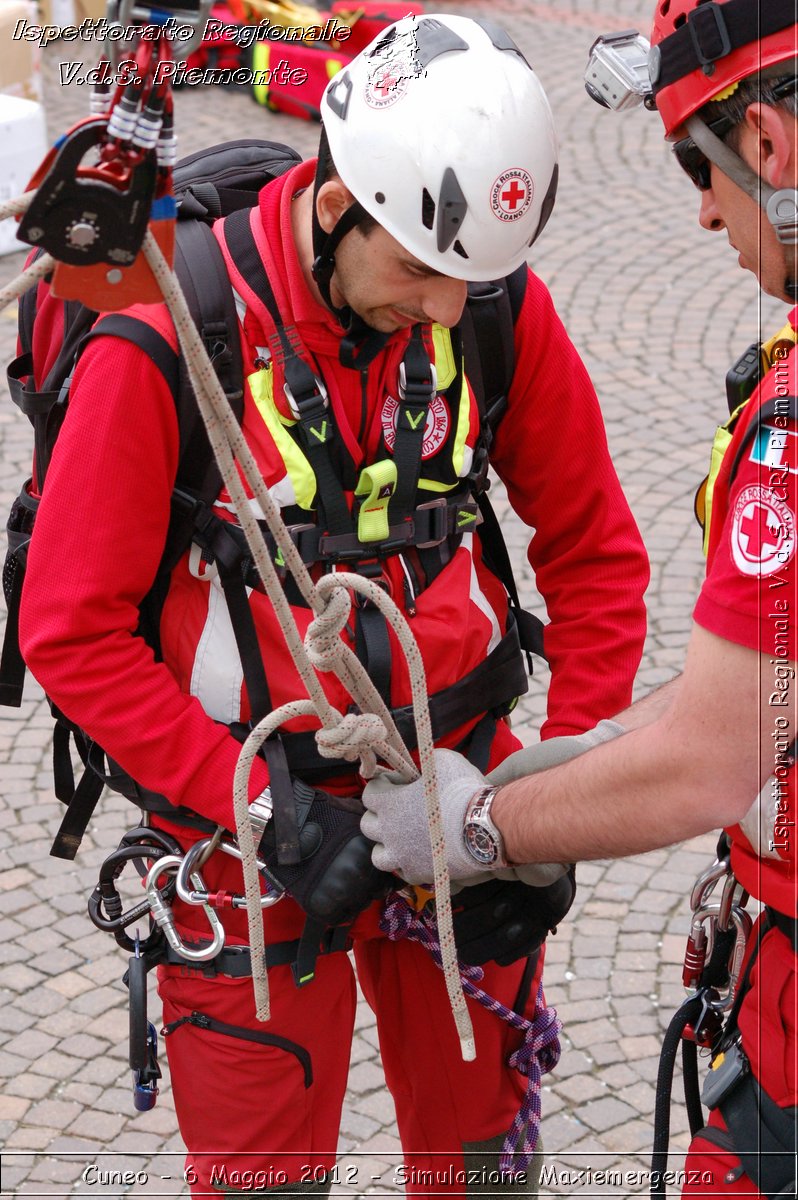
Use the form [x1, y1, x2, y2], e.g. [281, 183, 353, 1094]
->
[158, 894, 543, 1197]
[681, 920, 796, 1197]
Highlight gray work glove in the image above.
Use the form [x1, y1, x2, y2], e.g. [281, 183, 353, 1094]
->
[360, 720, 625, 886]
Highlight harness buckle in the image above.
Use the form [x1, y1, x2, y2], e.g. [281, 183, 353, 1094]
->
[350, 559, 395, 608]
[687, 2, 731, 71]
[414, 497, 448, 548]
[283, 372, 329, 422]
[398, 358, 437, 403]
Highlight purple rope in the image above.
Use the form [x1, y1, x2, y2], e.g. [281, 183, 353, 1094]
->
[381, 896, 562, 1176]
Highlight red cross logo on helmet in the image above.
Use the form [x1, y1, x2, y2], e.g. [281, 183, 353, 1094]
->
[490, 168, 535, 222]
[365, 59, 412, 109]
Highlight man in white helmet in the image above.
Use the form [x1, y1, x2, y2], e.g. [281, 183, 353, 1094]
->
[19, 14, 648, 1197]
[361, 3, 797, 1196]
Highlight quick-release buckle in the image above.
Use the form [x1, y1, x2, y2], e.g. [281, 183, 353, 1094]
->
[398, 358, 437, 403]
[319, 523, 415, 562]
[283, 372, 329, 423]
[688, 2, 731, 70]
[415, 497, 449, 548]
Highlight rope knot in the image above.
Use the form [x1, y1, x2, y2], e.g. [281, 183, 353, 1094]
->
[304, 586, 351, 672]
[316, 712, 388, 774]
[507, 1004, 562, 1079]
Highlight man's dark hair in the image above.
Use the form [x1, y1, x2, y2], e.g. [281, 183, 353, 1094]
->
[700, 69, 797, 148]
[317, 131, 379, 237]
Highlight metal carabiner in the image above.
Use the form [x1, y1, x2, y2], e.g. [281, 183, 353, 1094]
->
[715, 904, 753, 1011]
[689, 857, 729, 913]
[174, 838, 284, 911]
[683, 899, 753, 1010]
[145, 855, 225, 963]
[717, 869, 749, 933]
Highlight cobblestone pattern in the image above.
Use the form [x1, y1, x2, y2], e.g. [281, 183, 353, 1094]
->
[0, 0, 780, 1195]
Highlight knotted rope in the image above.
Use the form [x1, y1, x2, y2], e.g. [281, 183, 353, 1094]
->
[0, 184, 478, 1058]
[141, 232, 476, 1056]
[381, 896, 563, 1173]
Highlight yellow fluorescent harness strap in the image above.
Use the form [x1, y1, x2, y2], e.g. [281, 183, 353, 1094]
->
[356, 460, 397, 543]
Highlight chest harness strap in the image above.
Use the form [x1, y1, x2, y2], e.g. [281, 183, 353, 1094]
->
[220, 207, 459, 710]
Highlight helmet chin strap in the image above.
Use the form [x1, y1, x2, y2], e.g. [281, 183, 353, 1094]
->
[309, 146, 392, 365]
[686, 115, 798, 301]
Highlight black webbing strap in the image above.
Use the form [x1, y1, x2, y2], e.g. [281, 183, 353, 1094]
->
[389, 615, 528, 750]
[213, 536, 274, 728]
[291, 918, 351, 989]
[388, 330, 436, 524]
[0, 559, 25, 707]
[160, 924, 351, 981]
[476, 490, 546, 666]
[0, 481, 38, 707]
[6, 353, 62, 417]
[162, 1010, 313, 1088]
[460, 264, 526, 440]
[87, 314, 180, 393]
[262, 735, 300, 866]
[170, 219, 245, 506]
[355, 600, 393, 708]
[50, 752, 106, 860]
[653, 0, 797, 95]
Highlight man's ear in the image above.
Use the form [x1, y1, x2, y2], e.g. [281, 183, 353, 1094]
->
[316, 178, 356, 235]
[743, 101, 796, 189]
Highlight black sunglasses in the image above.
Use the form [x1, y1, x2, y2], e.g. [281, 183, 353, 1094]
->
[672, 115, 735, 191]
[672, 75, 798, 191]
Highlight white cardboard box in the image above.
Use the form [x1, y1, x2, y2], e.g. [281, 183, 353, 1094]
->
[0, 95, 48, 257]
[0, 1, 43, 102]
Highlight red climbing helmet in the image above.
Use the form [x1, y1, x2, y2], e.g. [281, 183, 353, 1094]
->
[649, 0, 798, 137]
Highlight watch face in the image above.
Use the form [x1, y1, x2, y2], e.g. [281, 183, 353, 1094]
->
[463, 821, 499, 866]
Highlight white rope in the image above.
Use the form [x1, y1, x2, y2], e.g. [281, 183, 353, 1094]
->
[0, 195, 55, 310]
[0, 191, 476, 1060]
[142, 231, 475, 1059]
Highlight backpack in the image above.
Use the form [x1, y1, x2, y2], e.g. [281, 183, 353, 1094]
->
[0, 137, 543, 860]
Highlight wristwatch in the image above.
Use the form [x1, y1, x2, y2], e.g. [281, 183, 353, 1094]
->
[462, 786, 508, 868]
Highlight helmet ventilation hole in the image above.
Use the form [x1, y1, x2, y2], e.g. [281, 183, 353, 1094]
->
[421, 189, 436, 230]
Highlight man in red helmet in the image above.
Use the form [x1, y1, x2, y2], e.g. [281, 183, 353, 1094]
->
[360, 1, 797, 1195]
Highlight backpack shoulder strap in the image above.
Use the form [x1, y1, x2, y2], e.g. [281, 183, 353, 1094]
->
[457, 265, 544, 664]
[460, 262, 527, 438]
[728, 392, 798, 484]
[170, 218, 245, 506]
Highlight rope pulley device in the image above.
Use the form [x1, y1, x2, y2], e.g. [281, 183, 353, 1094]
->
[18, 117, 158, 268]
[13, 9, 193, 309]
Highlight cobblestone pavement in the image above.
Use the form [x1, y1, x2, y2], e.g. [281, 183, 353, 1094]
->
[0, 0, 782, 1195]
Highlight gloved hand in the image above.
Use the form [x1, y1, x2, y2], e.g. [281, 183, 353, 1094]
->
[361, 750, 490, 884]
[360, 721, 626, 886]
[451, 869, 577, 967]
[259, 780, 395, 926]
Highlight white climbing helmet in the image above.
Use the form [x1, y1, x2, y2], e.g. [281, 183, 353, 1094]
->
[321, 13, 559, 282]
